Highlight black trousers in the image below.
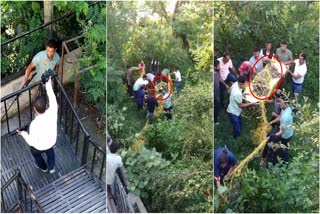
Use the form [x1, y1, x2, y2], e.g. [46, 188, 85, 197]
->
[214, 97, 219, 123]
[127, 83, 133, 97]
[30, 146, 55, 170]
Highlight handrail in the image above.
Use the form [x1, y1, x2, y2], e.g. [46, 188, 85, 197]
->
[1, 171, 44, 213]
[0, 81, 40, 102]
[53, 75, 89, 137]
[114, 175, 134, 213]
[53, 75, 106, 181]
[1, 1, 101, 46]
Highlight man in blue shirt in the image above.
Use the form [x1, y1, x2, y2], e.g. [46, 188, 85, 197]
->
[214, 147, 237, 187]
[269, 98, 294, 146]
[136, 85, 146, 111]
[162, 89, 173, 120]
[22, 39, 60, 85]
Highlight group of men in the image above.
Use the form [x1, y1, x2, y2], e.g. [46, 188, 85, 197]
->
[125, 58, 182, 122]
[214, 39, 307, 186]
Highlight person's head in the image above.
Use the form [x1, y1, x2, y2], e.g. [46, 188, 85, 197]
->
[222, 52, 230, 63]
[219, 149, 229, 169]
[142, 74, 147, 80]
[46, 39, 57, 59]
[280, 39, 288, 52]
[279, 98, 288, 109]
[253, 47, 260, 59]
[140, 84, 146, 90]
[214, 59, 220, 72]
[175, 66, 179, 71]
[127, 65, 131, 69]
[34, 97, 46, 114]
[298, 53, 306, 65]
[238, 75, 247, 90]
[269, 134, 280, 143]
[109, 142, 120, 154]
[238, 61, 249, 74]
[265, 41, 272, 51]
[274, 89, 282, 102]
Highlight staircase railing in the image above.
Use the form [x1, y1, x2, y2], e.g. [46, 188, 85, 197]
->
[1, 75, 106, 183]
[53, 75, 106, 181]
[1, 171, 44, 213]
[113, 175, 134, 213]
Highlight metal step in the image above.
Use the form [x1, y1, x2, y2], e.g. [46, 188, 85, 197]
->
[33, 167, 106, 213]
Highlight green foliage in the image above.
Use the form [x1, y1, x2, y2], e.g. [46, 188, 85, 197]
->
[121, 146, 171, 199]
[146, 119, 185, 160]
[215, 99, 319, 213]
[1, 1, 47, 77]
[107, 1, 214, 212]
[150, 159, 213, 213]
[173, 2, 213, 72]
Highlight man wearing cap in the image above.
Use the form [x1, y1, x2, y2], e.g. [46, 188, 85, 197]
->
[238, 60, 250, 81]
[269, 98, 294, 146]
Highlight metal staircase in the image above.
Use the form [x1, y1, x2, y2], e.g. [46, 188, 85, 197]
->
[1, 75, 106, 213]
[31, 167, 105, 213]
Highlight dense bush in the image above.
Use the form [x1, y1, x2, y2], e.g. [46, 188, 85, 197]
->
[215, 98, 319, 213]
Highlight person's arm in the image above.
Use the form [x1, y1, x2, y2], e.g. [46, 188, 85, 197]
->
[46, 76, 58, 113]
[215, 176, 221, 187]
[23, 62, 36, 86]
[18, 122, 36, 147]
[275, 127, 285, 137]
[238, 102, 257, 108]
[267, 99, 274, 104]
[269, 115, 281, 125]
[126, 74, 130, 85]
[288, 70, 302, 79]
[116, 167, 129, 193]
[219, 78, 229, 89]
[54, 63, 59, 73]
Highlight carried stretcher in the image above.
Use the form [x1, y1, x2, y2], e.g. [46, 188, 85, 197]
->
[243, 59, 289, 103]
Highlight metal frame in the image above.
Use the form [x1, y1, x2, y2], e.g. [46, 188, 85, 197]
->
[1, 170, 44, 213]
[1, 75, 106, 181]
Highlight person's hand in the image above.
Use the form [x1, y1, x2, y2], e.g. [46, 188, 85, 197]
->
[224, 174, 230, 181]
[268, 122, 273, 126]
[16, 129, 23, 136]
[267, 99, 273, 104]
[252, 102, 260, 106]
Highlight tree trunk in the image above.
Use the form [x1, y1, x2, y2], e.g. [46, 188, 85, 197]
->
[44, 0, 53, 39]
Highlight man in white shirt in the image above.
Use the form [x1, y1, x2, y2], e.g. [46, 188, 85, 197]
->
[133, 74, 148, 100]
[217, 53, 238, 107]
[107, 142, 128, 195]
[173, 66, 182, 94]
[227, 75, 258, 138]
[17, 76, 58, 173]
[146, 72, 155, 83]
[288, 53, 307, 103]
